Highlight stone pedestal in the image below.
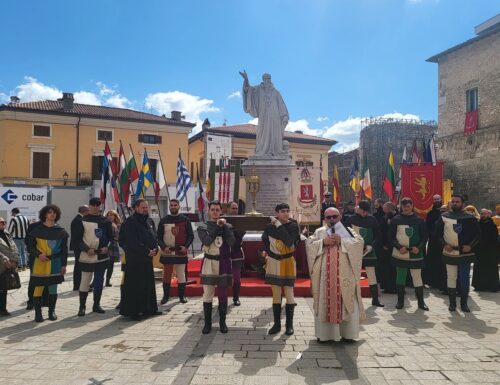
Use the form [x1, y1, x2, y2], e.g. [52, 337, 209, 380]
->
[242, 157, 294, 216]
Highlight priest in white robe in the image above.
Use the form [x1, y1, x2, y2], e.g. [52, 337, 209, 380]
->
[306, 207, 366, 342]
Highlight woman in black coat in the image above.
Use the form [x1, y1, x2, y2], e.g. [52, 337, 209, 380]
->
[472, 210, 499, 292]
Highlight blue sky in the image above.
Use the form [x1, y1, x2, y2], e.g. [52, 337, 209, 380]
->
[1, 0, 498, 151]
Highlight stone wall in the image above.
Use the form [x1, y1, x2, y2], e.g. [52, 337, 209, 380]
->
[359, 122, 437, 201]
[328, 148, 359, 205]
[432, 28, 500, 208]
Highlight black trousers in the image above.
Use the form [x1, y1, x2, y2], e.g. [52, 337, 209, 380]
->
[73, 250, 82, 290]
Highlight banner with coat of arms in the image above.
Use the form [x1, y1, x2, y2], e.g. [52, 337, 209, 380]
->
[401, 162, 444, 218]
[290, 166, 321, 224]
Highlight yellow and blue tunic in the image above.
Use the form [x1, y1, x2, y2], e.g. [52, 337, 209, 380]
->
[262, 219, 300, 287]
[28, 224, 69, 287]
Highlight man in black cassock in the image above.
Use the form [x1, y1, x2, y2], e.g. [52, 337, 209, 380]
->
[119, 198, 161, 320]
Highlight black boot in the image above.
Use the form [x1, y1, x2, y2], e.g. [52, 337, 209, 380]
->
[448, 288, 457, 311]
[78, 291, 88, 317]
[395, 284, 405, 309]
[115, 285, 123, 309]
[34, 297, 44, 322]
[415, 286, 429, 311]
[202, 302, 213, 334]
[219, 302, 228, 334]
[370, 284, 384, 307]
[268, 304, 282, 335]
[0, 291, 9, 316]
[460, 290, 471, 313]
[48, 294, 58, 321]
[160, 283, 170, 305]
[92, 290, 105, 313]
[232, 283, 241, 306]
[178, 283, 188, 304]
[285, 304, 295, 336]
[27, 281, 34, 310]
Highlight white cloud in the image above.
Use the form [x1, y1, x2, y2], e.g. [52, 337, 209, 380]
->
[248, 118, 258, 125]
[74, 91, 101, 105]
[14, 76, 62, 102]
[316, 116, 329, 122]
[96, 81, 114, 96]
[286, 119, 322, 136]
[228, 90, 241, 99]
[0, 92, 9, 104]
[333, 142, 359, 153]
[106, 94, 132, 108]
[145, 90, 220, 130]
[323, 116, 363, 138]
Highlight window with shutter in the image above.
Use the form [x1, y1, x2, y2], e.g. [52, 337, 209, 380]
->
[33, 124, 51, 137]
[32, 152, 50, 178]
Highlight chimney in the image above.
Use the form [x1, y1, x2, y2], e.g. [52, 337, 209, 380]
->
[295, 130, 303, 134]
[59, 92, 74, 111]
[171, 111, 184, 121]
[9, 96, 20, 104]
[202, 118, 211, 130]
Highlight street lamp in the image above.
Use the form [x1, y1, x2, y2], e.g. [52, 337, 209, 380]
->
[63, 172, 68, 186]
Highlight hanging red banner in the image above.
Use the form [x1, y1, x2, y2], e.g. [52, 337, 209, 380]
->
[464, 110, 478, 135]
[401, 162, 444, 218]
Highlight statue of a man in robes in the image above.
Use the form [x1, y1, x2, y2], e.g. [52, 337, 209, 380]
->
[240, 71, 289, 158]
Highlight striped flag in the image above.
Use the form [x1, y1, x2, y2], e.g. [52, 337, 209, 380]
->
[382, 151, 396, 202]
[196, 164, 207, 221]
[154, 156, 166, 205]
[103, 142, 120, 204]
[360, 156, 372, 200]
[100, 155, 117, 211]
[176, 149, 192, 201]
[349, 156, 360, 193]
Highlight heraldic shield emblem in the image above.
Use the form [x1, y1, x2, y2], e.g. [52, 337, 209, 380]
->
[214, 236, 223, 248]
[405, 227, 414, 238]
[170, 225, 179, 237]
[453, 223, 462, 234]
[94, 228, 103, 238]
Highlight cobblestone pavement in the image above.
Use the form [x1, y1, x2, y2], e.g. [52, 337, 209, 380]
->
[1, 264, 500, 385]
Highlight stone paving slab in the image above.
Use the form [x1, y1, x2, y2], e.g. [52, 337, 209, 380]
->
[1, 264, 500, 384]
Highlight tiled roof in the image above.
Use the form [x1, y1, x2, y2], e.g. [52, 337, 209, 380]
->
[190, 124, 336, 146]
[0, 100, 196, 127]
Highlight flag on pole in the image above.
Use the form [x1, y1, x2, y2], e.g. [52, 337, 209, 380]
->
[397, 144, 407, 192]
[135, 149, 154, 197]
[382, 151, 396, 202]
[121, 149, 139, 205]
[360, 156, 372, 200]
[118, 143, 127, 202]
[154, 155, 166, 205]
[176, 149, 192, 201]
[410, 140, 420, 164]
[100, 155, 116, 211]
[103, 142, 120, 204]
[429, 137, 437, 165]
[349, 156, 360, 193]
[332, 162, 341, 206]
[196, 165, 207, 221]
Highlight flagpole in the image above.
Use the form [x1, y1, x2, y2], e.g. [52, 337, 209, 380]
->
[129, 143, 143, 199]
[179, 148, 197, 271]
[157, 149, 171, 213]
[104, 141, 123, 215]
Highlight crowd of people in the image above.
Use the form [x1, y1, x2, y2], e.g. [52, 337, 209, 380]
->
[0, 193, 499, 345]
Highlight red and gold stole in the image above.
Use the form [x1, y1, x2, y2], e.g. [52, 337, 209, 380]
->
[325, 244, 342, 324]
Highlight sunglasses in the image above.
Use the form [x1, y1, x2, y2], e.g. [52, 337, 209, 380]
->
[325, 215, 339, 220]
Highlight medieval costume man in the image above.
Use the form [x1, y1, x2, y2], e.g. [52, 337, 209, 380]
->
[262, 203, 300, 336]
[28, 205, 68, 322]
[435, 194, 480, 312]
[346, 200, 383, 307]
[306, 207, 365, 342]
[198, 200, 235, 334]
[389, 197, 429, 311]
[157, 199, 194, 304]
[74, 198, 112, 317]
